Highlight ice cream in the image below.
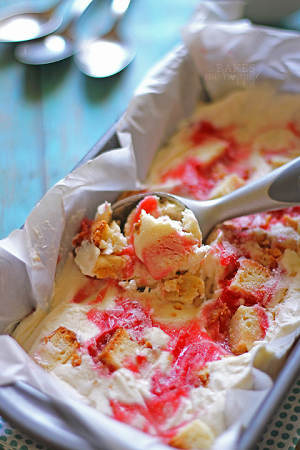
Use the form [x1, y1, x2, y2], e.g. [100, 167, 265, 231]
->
[12, 87, 300, 450]
[147, 87, 300, 201]
[74, 196, 206, 289]
[13, 196, 300, 449]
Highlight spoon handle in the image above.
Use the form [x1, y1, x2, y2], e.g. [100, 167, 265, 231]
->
[59, 0, 94, 31]
[49, 0, 71, 15]
[69, 0, 94, 22]
[114, 157, 300, 243]
[111, 0, 131, 22]
[210, 156, 300, 224]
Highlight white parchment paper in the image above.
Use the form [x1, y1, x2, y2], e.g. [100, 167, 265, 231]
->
[1, 2, 300, 449]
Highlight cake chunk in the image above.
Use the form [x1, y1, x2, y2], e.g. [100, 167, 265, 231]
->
[169, 419, 215, 449]
[229, 259, 271, 297]
[208, 173, 245, 199]
[90, 219, 127, 253]
[93, 254, 129, 279]
[228, 305, 266, 354]
[32, 326, 80, 372]
[155, 272, 205, 305]
[73, 205, 129, 279]
[98, 327, 140, 371]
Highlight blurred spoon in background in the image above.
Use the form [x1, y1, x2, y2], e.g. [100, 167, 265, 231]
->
[14, 0, 94, 65]
[74, 0, 136, 77]
[0, 0, 67, 43]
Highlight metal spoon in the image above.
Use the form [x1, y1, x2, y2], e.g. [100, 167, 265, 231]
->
[14, 0, 94, 65]
[0, 0, 66, 43]
[74, 0, 136, 77]
[112, 156, 300, 243]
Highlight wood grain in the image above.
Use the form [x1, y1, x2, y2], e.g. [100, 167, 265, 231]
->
[0, 0, 198, 239]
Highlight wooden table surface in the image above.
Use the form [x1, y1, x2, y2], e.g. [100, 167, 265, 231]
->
[0, 0, 199, 240]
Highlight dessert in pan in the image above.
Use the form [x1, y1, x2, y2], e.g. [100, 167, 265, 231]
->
[13, 88, 300, 449]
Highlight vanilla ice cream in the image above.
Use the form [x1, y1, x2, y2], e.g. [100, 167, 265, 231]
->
[147, 87, 300, 201]
[12, 87, 300, 450]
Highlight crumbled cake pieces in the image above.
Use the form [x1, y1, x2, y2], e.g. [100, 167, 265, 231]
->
[198, 366, 210, 386]
[155, 272, 205, 305]
[228, 305, 266, 354]
[98, 327, 140, 371]
[90, 220, 127, 254]
[93, 254, 129, 279]
[33, 326, 142, 373]
[169, 419, 215, 449]
[208, 173, 245, 199]
[14, 89, 300, 450]
[44, 197, 297, 450]
[282, 214, 300, 232]
[28, 201, 300, 450]
[213, 212, 300, 271]
[73, 203, 129, 279]
[32, 326, 81, 372]
[229, 259, 271, 298]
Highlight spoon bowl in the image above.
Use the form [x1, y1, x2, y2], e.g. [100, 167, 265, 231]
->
[14, 0, 94, 65]
[0, 1, 65, 43]
[112, 156, 300, 243]
[15, 30, 77, 64]
[74, 0, 135, 77]
[74, 29, 136, 77]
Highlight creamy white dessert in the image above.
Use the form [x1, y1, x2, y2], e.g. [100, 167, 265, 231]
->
[13, 87, 300, 450]
[147, 87, 300, 201]
[74, 196, 207, 292]
[13, 198, 300, 449]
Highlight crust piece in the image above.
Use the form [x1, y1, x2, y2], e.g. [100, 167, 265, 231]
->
[98, 327, 140, 371]
[33, 326, 80, 372]
[157, 272, 205, 304]
[229, 259, 271, 296]
[229, 305, 265, 354]
[169, 419, 215, 449]
[93, 254, 128, 279]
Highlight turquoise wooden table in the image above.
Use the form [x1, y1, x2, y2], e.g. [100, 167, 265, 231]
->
[0, 0, 198, 240]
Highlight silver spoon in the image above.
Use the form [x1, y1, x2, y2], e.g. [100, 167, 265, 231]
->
[112, 156, 300, 243]
[14, 0, 94, 65]
[74, 0, 136, 77]
[0, 0, 66, 43]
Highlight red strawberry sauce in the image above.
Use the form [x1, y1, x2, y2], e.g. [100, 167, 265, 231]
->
[71, 278, 104, 303]
[81, 289, 229, 438]
[86, 296, 152, 341]
[109, 319, 229, 440]
[109, 318, 229, 440]
[132, 196, 159, 223]
[129, 196, 160, 244]
[161, 121, 251, 200]
[67, 119, 300, 440]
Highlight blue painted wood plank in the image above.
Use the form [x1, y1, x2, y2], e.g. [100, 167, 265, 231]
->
[0, 45, 45, 238]
[41, 0, 198, 190]
[0, 0, 51, 239]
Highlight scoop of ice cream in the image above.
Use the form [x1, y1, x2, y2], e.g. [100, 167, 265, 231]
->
[131, 197, 203, 280]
